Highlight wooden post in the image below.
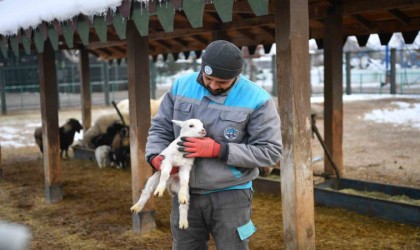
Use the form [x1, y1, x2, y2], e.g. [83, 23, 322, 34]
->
[0, 65, 5, 176]
[126, 20, 155, 233]
[323, 7, 344, 176]
[390, 48, 396, 94]
[0, 142, 2, 177]
[150, 60, 156, 99]
[276, 0, 315, 249]
[103, 61, 110, 106]
[0, 66, 6, 115]
[38, 39, 62, 203]
[345, 52, 352, 95]
[271, 54, 277, 96]
[79, 46, 92, 132]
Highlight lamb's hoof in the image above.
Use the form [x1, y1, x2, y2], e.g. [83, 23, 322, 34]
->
[178, 197, 188, 205]
[178, 192, 188, 204]
[153, 188, 164, 197]
[130, 204, 143, 214]
[179, 220, 189, 229]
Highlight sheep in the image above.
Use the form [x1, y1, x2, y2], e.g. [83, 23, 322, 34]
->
[82, 113, 129, 148]
[82, 96, 162, 148]
[95, 145, 114, 168]
[116, 95, 163, 117]
[34, 118, 83, 159]
[91, 122, 128, 148]
[130, 119, 206, 229]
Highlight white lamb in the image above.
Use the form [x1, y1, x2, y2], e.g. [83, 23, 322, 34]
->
[130, 119, 206, 229]
[95, 145, 113, 168]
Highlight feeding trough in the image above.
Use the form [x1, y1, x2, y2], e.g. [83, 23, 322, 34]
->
[314, 178, 420, 227]
[72, 145, 96, 161]
[254, 175, 420, 226]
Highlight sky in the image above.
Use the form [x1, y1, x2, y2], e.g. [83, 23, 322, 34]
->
[1, 94, 419, 149]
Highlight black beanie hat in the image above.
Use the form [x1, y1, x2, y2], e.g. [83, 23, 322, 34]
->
[200, 40, 244, 80]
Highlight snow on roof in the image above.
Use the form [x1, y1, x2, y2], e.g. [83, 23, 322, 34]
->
[0, 0, 132, 36]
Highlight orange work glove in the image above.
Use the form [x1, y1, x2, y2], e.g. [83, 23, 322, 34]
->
[150, 155, 179, 175]
[177, 137, 221, 158]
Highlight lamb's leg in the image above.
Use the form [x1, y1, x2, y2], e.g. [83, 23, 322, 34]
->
[177, 164, 192, 205]
[153, 159, 172, 197]
[179, 203, 189, 229]
[131, 172, 161, 213]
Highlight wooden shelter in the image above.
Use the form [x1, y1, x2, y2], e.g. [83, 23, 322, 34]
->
[0, 0, 419, 248]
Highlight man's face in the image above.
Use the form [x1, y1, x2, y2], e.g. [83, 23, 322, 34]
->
[202, 73, 236, 95]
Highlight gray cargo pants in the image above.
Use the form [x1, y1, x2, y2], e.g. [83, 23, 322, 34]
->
[171, 188, 255, 250]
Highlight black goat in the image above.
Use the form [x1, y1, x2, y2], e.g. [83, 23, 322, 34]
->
[111, 125, 130, 169]
[34, 118, 83, 159]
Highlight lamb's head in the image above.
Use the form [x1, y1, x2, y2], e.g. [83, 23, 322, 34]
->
[172, 119, 206, 138]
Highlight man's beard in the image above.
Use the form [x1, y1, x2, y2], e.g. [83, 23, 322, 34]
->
[204, 78, 236, 96]
[205, 85, 226, 95]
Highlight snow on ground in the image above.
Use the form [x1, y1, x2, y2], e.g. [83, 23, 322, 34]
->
[311, 94, 420, 129]
[364, 101, 420, 128]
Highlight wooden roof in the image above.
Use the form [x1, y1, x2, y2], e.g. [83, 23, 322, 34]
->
[0, 0, 419, 60]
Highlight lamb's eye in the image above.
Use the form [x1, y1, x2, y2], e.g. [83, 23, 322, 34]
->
[189, 125, 194, 128]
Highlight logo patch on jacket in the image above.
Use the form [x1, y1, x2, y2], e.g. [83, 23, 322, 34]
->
[224, 127, 239, 140]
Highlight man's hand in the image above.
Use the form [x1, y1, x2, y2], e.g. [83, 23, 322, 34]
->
[150, 155, 179, 175]
[177, 137, 221, 158]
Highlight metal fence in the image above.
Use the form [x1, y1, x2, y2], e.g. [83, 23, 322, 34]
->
[1, 48, 419, 113]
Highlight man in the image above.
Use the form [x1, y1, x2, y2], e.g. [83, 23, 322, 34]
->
[146, 40, 282, 249]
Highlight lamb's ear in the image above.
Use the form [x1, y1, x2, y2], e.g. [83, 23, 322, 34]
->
[172, 120, 183, 127]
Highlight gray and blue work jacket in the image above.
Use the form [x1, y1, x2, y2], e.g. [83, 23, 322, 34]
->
[146, 72, 282, 194]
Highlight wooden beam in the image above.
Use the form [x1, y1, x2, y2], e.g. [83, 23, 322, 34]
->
[388, 8, 411, 25]
[107, 46, 126, 58]
[191, 35, 209, 46]
[351, 14, 377, 30]
[156, 39, 172, 49]
[323, 9, 344, 177]
[172, 37, 188, 47]
[259, 26, 275, 39]
[38, 39, 63, 203]
[276, 0, 315, 249]
[79, 45, 92, 132]
[236, 29, 255, 41]
[308, 0, 419, 20]
[126, 20, 155, 233]
[340, 0, 420, 15]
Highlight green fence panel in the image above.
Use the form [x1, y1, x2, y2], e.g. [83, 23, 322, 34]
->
[132, 6, 150, 36]
[213, 0, 234, 23]
[183, 0, 204, 28]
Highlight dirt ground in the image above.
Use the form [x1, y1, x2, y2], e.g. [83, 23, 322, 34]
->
[0, 97, 419, 249]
